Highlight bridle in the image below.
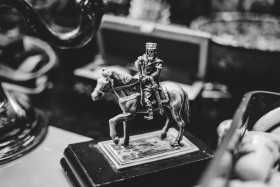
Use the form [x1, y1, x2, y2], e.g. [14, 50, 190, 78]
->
[107, 80, 140, 92]
[93, 78, 140, 96]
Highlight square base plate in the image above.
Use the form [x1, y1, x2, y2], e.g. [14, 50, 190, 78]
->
[98, 128, 199, 170]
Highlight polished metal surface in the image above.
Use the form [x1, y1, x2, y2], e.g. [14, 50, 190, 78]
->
[0, 0, 107, 49]
[0, 86, 48, 164]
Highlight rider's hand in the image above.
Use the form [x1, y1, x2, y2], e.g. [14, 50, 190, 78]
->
[142, 76, 150, 83]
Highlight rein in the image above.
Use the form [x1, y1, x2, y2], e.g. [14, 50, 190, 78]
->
[108, 80, 140, 92]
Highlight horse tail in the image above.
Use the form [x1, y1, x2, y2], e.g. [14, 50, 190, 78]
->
[181, 89, 190, 124]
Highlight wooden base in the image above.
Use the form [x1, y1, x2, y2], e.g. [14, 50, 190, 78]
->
[60, 130, 213, 187]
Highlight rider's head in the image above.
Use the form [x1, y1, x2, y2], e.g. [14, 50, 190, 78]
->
[145, 42, 157, 61]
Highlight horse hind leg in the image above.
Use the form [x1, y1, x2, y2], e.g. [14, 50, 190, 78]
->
[161, 107, 174, 140]
[170, 107, 186, 147]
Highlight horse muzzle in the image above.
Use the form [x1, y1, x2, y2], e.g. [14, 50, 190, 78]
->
[91, 89, 105, 101]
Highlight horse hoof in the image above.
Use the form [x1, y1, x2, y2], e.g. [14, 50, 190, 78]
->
[120, 140, 129, 147]
[113, 137, 119, 145]
[122, 143, 129, 148]
[160, 133, 167, 140]
[170, 141, 181, 147]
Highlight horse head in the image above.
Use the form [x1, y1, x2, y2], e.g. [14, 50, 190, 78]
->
[91, 68, 114, 101]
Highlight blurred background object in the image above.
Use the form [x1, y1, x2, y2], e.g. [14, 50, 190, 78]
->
[210, 0, 280, 14]
[199, 91, 280, 187]
[128, 0, 171, 24]
[105, 0, 131, 16]
[0, 35, 58, 94]
[191, 12, 280, 96]
[188, 82, 237, 149]
[28, 0, 69, 23]
[0, 85, 48, 164]
[167, 0, 211, 26]
[0, 4, 58, 94]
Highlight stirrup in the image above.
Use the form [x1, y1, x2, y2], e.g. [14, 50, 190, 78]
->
[144, 111, 153, 120]
[159, 108, 164, 115]
[144, 114, 153, 120]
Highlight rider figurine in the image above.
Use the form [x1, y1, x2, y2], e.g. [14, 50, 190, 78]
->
[135, 42, 163, 120]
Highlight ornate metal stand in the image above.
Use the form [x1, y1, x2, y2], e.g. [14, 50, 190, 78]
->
[0, 86, 47, 164]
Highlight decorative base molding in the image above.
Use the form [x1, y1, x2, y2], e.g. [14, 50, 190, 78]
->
[98, 128, 199, 170]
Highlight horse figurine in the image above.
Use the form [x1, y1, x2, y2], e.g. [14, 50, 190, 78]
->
[91, 68, 190, 147]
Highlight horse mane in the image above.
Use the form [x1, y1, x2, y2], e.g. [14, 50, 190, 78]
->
[103, 68, 138, 86]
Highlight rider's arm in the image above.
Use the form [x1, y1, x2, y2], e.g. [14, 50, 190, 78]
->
[150, 59, 163, 80]
[135, 56, 143, 75]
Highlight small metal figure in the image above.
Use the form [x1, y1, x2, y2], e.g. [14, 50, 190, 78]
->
[91, 43, 190, 147]
[135, 42, 164, 120]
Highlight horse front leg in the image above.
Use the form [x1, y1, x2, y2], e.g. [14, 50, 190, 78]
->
[120, 122, 131, 147]
[109, 112, 135, 146]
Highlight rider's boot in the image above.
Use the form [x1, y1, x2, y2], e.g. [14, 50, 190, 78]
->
[144, 99, 153, 120]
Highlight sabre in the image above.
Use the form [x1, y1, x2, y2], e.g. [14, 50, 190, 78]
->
[150, 77, 164, 115]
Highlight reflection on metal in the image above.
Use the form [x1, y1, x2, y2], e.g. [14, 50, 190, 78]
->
[0, 86, 47, 164]
[0, 36, 58, 94]
[98, 128, 199, 170]
[0, 0, 107, 49]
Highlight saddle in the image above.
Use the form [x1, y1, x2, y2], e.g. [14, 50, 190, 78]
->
[154, 83, 169, 103]
[118, 83, 169, 114]
[139, 83, 169, 114]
